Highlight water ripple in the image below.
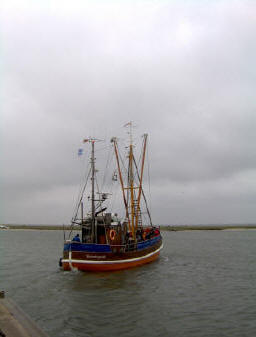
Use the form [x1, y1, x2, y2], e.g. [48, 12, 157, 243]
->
[2, 230, 256, 337]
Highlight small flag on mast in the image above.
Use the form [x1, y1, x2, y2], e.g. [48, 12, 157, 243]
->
[78, 148, 83, 156]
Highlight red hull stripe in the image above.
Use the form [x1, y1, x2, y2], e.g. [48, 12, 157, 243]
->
[62, 244, 163, 265]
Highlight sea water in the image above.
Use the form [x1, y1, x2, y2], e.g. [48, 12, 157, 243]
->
[1, 229, 256, 337]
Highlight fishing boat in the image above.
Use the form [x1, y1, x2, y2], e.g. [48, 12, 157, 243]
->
[60, 125, 163, 271]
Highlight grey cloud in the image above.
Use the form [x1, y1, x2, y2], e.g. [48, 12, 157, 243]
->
[1, 0, 256, 224]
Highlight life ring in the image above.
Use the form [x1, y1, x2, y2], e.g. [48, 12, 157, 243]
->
[110, 229, 116, 241]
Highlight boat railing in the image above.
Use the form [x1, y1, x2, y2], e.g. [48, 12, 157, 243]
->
[66, 233, 161, 251]
[110, 235, 161, 252]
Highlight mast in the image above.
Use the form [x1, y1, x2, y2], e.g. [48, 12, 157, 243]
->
[112, 138, 131, 231]
[126, 122, 136, 240]
[91, 140, 96, 242]
[129, 142, 135, 239]
[83, 137, 101, 242]
[112, 123, 150, 240]
[124, 122, 137, 241]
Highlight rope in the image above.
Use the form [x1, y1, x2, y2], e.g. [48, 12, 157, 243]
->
[102, 145, 114, 191]
[133, 157, 153, 226]
[68, 167, 91, 239]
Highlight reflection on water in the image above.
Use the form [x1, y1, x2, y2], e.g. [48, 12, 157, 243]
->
[1, 230, 256, 337]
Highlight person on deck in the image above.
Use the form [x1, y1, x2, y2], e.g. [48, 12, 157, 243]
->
[72, 234, 81, 242]
[154, 228, 160, 236]
[136, 229, 142, 241]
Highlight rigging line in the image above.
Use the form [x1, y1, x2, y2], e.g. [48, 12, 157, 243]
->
[94, 145, 111, 153]
[72, 155, 90, 214]
[110, 182, 119, 216]
[68, 150, 91, 238]
[74, 145, 91, 204]
[137, 137, 144, 172]
[101, 160, 116, 212]
[107, 166, 117, 212]
[118, 143, 128, 178]
[107, 152, 121, 211]
[133, 156, 153, 227]
[95, 172, 104, 210]
[68, 166, 92, 239]
[115, 143, 129, 198]
[108, 168, 115, 197]
[102, 145, 113, 191]
[141, 212, 150, 227]
[95, 173, 104, 213]
[95, 168, 100, 195]
[71, 167, 92, 224]
[146, 139, 152, 216]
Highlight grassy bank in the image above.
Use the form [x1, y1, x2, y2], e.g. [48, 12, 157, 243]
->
[160, 225, 256, 231]
[4, 225, 72, 230]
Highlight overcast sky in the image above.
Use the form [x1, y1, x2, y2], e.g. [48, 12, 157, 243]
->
[1, 0, 256, 225]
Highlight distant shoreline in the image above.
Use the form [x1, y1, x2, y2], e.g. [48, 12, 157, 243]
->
[1, 224, 256, 231]
[1, 225, 70, 230]
[161, 225, 256, 231]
